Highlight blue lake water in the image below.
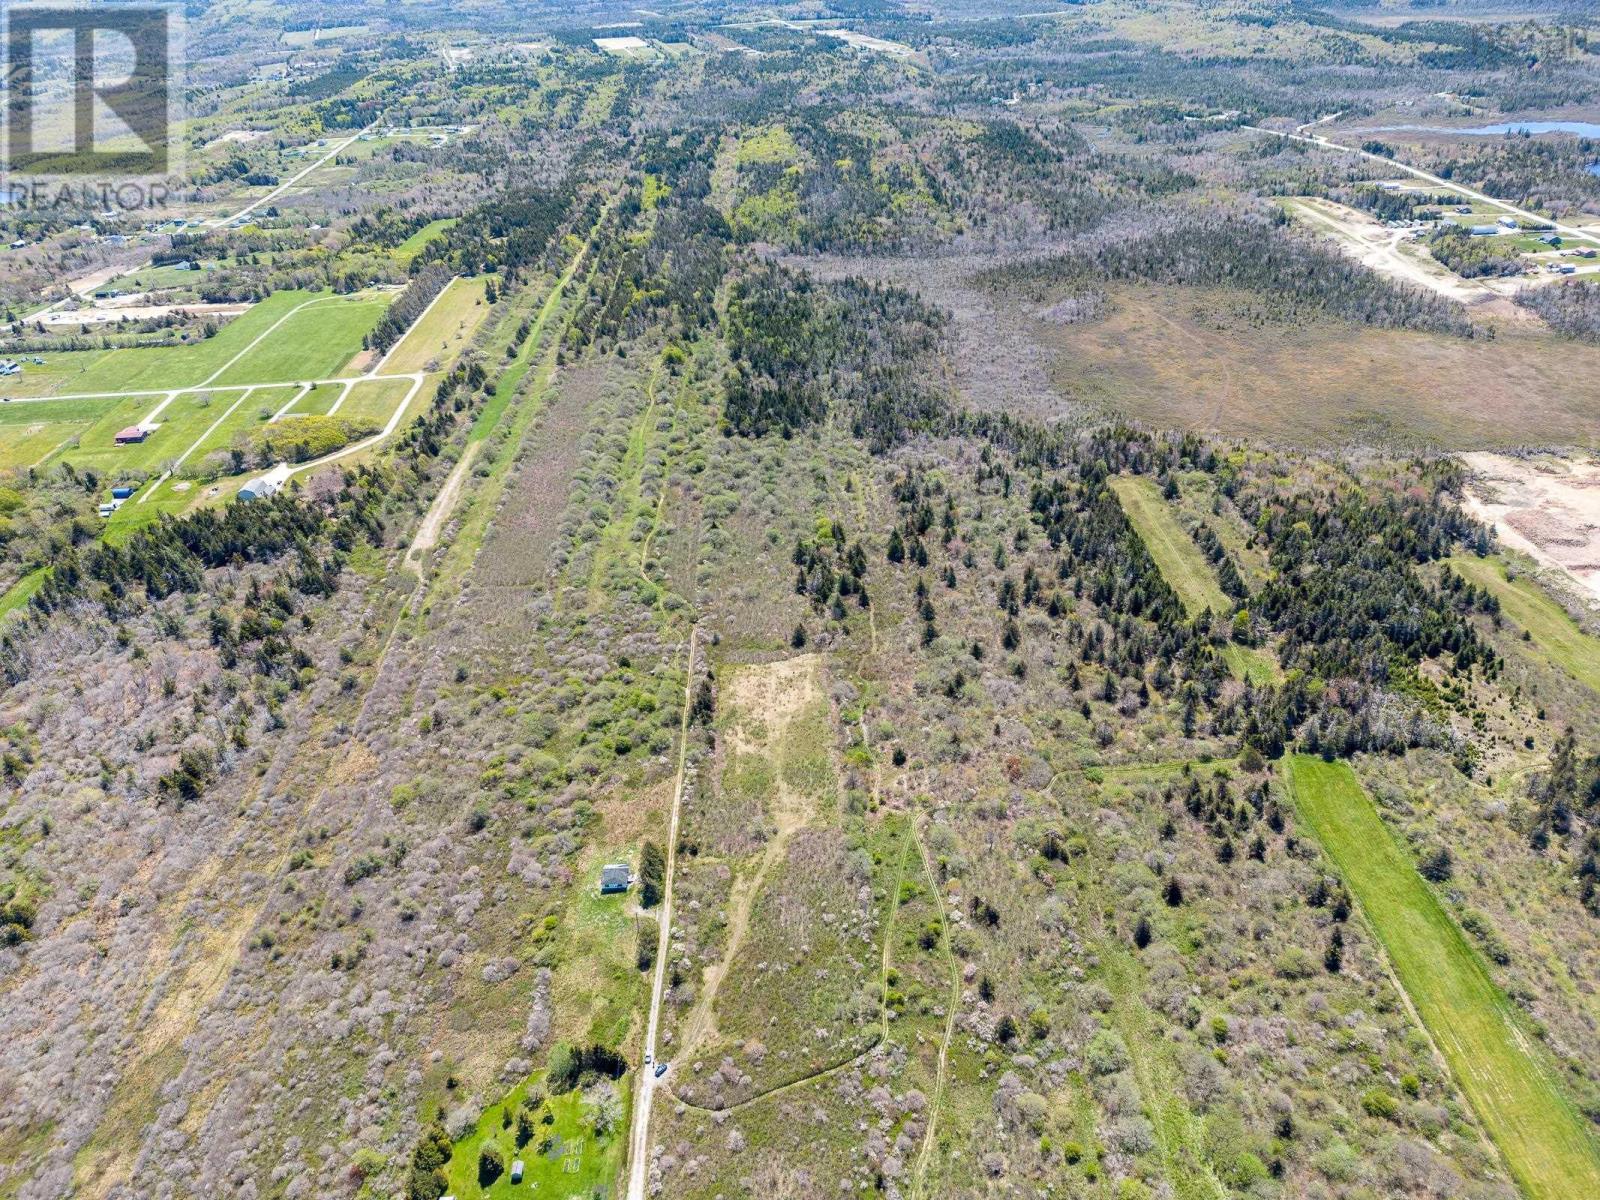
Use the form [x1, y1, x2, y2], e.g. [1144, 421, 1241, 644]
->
[1365, 120, 1600, 138]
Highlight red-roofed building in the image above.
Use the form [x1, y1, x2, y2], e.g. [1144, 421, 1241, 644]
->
[114, 426, 147, 444]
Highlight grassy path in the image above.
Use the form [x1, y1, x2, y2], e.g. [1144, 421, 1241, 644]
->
[1075, 826, 1227, 1200]
[1285, 755, 1600, 1200]
[0, 567, 49, 622]
[1448, 555, 1600, 695]
[908, 815, 961, 1200]
[1111, 475, 1276, 684]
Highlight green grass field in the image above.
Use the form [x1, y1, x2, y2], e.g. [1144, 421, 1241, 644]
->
[442, 1071, 627, 1200]
[0, 290, 390, 477]
[394, 218, 460, 262]
[0, 289, 384, 403]
[0, 411, 96, 470]
[1285, 755, 1600, 1200]
[1112, 474, 1277, 683]
[209, 294, 388, 386]
[335, 378, 413, 427]
[1448, 555, 1600, 695]
[380, 276, 490, 374]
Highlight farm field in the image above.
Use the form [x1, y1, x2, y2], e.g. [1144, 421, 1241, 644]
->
[0, 290, 381, 400]
[0, 290, 408, 486]
[1448, 555, 1600, 694]
[1286, 755, 1600, 1200]
[380, 276, 491, 374]
[209, 293, 389, 386]
[335, 377, 414, 427]
[0, 408, 101, 470]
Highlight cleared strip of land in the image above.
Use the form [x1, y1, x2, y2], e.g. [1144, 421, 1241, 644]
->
[1448, 555, 1600, 694]
[1111, 475, 1276, 683]
[1285, 755, 1600, 1200]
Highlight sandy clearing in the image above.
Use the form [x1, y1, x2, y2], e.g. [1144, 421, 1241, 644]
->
[1284, 197, 1524, 311]
[1462, 451, 1600, 607]
[674, 654, 827, 1061]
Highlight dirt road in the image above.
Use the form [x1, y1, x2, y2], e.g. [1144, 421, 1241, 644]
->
[626, 624, 699, 1200]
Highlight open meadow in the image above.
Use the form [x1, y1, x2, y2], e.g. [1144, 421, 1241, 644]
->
[1287, 755, 1600, 1200]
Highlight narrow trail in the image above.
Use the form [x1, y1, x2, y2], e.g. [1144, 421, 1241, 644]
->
[589, 361, 663, 613]
[406, 441, 482, 570]
[879, 823, 917, 1044]
[909, 814, 960, 1200]
[635, 362, 681, 601]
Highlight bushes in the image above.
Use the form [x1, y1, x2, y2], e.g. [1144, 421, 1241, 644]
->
[249, 415, 375, 466]
[405, 1122, 452, 1200]
[545, 1041, 628, 1093]
[1519, 278, 1600, 342]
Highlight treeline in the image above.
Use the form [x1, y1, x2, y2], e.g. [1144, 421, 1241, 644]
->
[1528, 729, 1600, 917]
[995, 210, 1477, 337]
[723, 263, 950, 451]
[880, 421, 1499, 765]
[1419, 137, 1600, 215]
[415, 186, 578, 278]
[1518, 278, 1600, 342]
[366, 264, 452, 354]
[1426, 227, 1524, 279]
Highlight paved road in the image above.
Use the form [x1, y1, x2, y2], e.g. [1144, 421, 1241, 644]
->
[1245, 124, 1600, 249]
[626, 625, 699, 1200]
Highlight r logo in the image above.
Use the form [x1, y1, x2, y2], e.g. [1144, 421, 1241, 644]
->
[2, 4, 176, 178]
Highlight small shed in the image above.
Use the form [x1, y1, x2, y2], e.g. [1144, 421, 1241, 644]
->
[510, 1160, 524, 1184]
[111, 484, 136, 499]
[114, 426, 148, 444]
[599, 864, 632, 894]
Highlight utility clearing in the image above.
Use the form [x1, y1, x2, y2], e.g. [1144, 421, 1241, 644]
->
[676, 653, 829, 1061]
[1285, 755, 1600, 1200]
[1111, 474, 1276, 683]
[1448, 554, 1600, 695]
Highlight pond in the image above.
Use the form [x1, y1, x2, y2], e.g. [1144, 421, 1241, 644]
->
[1362, 120, 1600, 138]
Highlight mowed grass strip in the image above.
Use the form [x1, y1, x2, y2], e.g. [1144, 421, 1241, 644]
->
[1111, 474, 1276, 683]
[1112, 475, 1230, 614]
[1448, 555, 1600, 695]
[1286, 755, 1600, 1200]
[380, 276, 491, 375]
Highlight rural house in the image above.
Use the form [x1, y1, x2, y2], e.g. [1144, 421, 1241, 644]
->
[599, 863, 632, 894]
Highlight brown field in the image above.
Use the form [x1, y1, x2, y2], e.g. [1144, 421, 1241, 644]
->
[802, 254, 1600, 449]
[1043, 284, 1600, 448]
